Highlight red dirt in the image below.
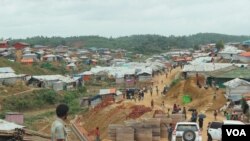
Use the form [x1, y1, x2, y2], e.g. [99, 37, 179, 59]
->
[127, 105, 152, 119]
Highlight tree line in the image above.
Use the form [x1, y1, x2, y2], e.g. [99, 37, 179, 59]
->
[8, 33, 250, 55]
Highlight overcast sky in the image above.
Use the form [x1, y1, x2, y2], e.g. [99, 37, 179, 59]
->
[1, 0, 250, 39]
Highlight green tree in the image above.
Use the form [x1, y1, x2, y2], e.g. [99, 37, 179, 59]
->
[216, 40, 224, 50]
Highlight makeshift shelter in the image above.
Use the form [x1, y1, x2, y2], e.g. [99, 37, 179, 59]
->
[99, 88, 116, 100]
[78, 71, 93, 81]
[43, 54, 57, 61]
[21, 58, 34, 65]
[90, 95, 102, 108]
[136, 67, 153, 82]
[183, 63, 248, 76]
[0, 73, 25, 85]
[223, 78, 250, 102]
[22, 53, 37, 60]
[218, 46, 245, 60]
[52, 81, 64, 91]
[80, 97, 91, 107]
[66, 62, 77, 70]
[115, 90, 124, 102]
[207, 65, 250, 88]
[239, 52, 250, 63]
[5, 112, 24, 125]
[29, 75, 79, 90]
[0, 119, 24, 131]
[0, 67, 15, 73]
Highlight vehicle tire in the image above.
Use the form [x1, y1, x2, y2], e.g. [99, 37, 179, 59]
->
[183, 130, 196, 141]
[207, 134, 212, 141]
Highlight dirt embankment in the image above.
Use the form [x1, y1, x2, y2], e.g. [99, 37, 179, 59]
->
[165, 76, 226, 112]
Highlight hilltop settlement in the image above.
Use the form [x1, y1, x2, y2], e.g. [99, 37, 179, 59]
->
[0, 39, 250, 141]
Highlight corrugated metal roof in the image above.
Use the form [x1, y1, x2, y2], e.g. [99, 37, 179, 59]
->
[0, 67, 15, 73]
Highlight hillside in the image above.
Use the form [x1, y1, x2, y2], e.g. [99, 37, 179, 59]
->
[10, 33, 250, 54]
[0, 58, 54, 75]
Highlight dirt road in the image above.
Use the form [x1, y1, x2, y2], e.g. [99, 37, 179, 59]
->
[129, 67, 226, 141]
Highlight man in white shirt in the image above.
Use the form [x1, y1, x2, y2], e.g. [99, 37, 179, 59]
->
[51, 104, 69, 141]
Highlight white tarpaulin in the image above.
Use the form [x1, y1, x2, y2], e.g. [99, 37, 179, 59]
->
[182, 63, 248, 72]
[223, 78, 250, 89]
[0, 119, 24, 131]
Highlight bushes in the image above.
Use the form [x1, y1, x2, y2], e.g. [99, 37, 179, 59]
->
[2, 89, 59, 112]
[2, 88, 86, 114]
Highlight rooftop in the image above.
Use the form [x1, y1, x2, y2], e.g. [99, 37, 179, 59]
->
[0, 67, 15, 73]
[240, 52, 250, 57]
[208, 66, 250, 79]
[0, 119, 24, 131]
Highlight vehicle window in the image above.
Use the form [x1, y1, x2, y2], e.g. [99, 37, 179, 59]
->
[210, 122, 222, 129]
[176, 124, 198, 131]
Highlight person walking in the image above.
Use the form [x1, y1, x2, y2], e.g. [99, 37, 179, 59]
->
[198, 117, 204, 130]
[226, 112, 230, 120]
[194, 110, 198, 122]
[161, 101, 165, 111]
[88, 127, 101, 141]
[183, 107, 187, 120]
[167, 108, 171, 118]
[141, 91, 144, 100]
[156, 86, 159, 96]
[151, 99, 154, 109]
[51, 104, 69, 141]
[191, 111, 195, 122]
[167, 123, 173, 141]
[150, 87, 153, 97]
[214, 110, 218, 120]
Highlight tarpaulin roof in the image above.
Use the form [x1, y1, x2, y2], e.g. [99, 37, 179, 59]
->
[0, 119, 24, 131]
[0, 67, 15, 73]
[223, 78, 250, 88]
[182, 63, 247, 72]
[240, 52, 250, 57]
[43, 54, 56, 58]
[79, 71, 93, 75]
[99, 88, 116, 95]
[208, 66, 250, 79]
[219, 46, 245, 54]
[0, 73, 25, 79]
[190, 57, 212, 64]
[32, 75, 76, 83]
[228, 95, 242, 102]
[136, 67, 153, 75]
[67, 63, 76, 67]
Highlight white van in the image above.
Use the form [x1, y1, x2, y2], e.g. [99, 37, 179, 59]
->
[207, 120, 244, 141]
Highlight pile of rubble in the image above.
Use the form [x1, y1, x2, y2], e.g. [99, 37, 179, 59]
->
[127, 105, 152, 119]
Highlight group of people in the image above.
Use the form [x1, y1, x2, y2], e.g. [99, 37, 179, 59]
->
[191, 110, 206, 130]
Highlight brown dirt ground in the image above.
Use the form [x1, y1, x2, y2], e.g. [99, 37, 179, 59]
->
[29, 67, 227, 141]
